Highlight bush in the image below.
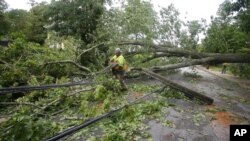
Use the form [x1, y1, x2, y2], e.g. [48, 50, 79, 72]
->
[230, 64, 250, 78]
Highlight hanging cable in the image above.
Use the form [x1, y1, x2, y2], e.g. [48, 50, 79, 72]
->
[0, 81, 98, 95]
[46, 86, 165, 141]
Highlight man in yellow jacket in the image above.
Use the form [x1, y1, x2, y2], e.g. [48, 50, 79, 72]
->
[110, 48, 128, 91]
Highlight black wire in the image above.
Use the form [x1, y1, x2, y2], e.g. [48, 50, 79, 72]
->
[0, 81, 98, 95]
[0, 64, 115, 95]
[45, 87, 165, 141]
[46, 106, 125, 141]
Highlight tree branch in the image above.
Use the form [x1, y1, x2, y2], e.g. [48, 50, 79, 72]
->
[43, 60, 91, 72]
[0, 59, 8, 64]
[51, 108, 68, 116]
[42, 88, 94, 110]
[67, 88, 94, 97]
[76, 43, 104, 60]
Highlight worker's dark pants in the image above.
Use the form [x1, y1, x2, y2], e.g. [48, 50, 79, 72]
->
[112, 70, 127, 89]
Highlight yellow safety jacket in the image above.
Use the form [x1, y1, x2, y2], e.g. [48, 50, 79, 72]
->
[110, 55, 128, 71]
[111, 55, 125, 66]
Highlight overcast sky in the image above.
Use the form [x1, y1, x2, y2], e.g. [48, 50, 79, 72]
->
[6, 0, 225, 23]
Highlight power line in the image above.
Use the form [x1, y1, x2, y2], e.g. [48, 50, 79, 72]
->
[0, 81, 97, 95]
[0, 64, 114, 95]
[46, 106, 125, 141]
[46, 87, 165, 141]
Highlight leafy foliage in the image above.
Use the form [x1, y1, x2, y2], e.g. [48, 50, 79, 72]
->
[2, 2, 48, 44]
[0, 72, 179, 141]
[0, 36, 78, 87]
[6, 9, 30, 36]
[158, 4, 182, 46]
[224, 0, 250, 33]
[122, 0, 157, 41]
[26, 2, 49, 44]
[1, 116, 59, 141]
[203, 22, 248, 53]
[0, 0, 9, 36]
[47, 0, 106, 43]
[203, 0, 250, 77]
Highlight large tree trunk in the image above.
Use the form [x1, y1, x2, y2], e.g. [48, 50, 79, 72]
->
[120, 41, 250, 64]
[150, 54, 250, 71]
[139, 69, 214, 104]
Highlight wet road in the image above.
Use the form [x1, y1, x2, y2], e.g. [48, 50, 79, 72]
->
[143, 66, 250, 141]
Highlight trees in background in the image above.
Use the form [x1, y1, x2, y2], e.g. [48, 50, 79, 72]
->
[26, 2, 49, 44]
[6, 9, 30, 36]
[203, 0, 250, 77]
[1, 1, 48, 44]
[46, 0, 106, 43]
[0, 0, 9, 36]
[122, 0, 157, 41]
[45, 0, 110, 68]
[157, 4, 182, 46]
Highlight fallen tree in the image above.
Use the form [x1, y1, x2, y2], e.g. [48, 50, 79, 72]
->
[120, 41, 250, 64]
[134, 68, 214, 104]
[43, 60, 91, 72]
[119, 41, 250, 104]
[150, 54, 250, 71]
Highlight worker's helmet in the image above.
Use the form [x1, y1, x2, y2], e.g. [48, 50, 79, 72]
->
[115, 48, 121, 54]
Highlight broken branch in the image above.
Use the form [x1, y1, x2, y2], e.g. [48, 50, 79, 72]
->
[43, 60, 91, 72]
[76, 43, 104, 60]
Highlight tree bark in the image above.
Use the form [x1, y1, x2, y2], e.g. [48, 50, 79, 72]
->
[121, 41, 250, 61]
[120, 41, 250, 67]
[121, 41, 210, 58]
[140, 69, 214, 104]
[150, 54, 250, 71]
[150, 57, 215, 71]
